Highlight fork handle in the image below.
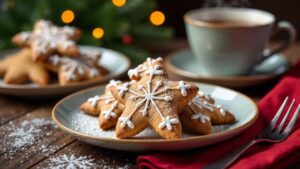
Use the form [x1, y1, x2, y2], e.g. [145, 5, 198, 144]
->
[203, 140, 259, 169]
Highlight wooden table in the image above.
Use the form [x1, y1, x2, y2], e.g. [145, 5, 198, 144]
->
[0, 40, 299, 169]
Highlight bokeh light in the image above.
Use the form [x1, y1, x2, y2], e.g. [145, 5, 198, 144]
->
[150, 11, 165, 26]
[61, 10, 75, 23]
[112, 0, 126, 7]
[92, 27, 105, 39]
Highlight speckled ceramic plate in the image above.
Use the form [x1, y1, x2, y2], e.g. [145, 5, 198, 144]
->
[0, 46, 130, 98]
[166, 49, 289, 88]
[52, 82, 258, 151]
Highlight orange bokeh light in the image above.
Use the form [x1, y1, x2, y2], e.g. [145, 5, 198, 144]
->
[112, 0, 126, 7]
[150, 11, 165, 26]
[92, 27, 105, 39]
[61, 10, 75, 24]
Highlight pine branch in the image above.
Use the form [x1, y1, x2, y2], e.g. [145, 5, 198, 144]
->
[130, 24, 174, 41]
[110, 44, 150, 66]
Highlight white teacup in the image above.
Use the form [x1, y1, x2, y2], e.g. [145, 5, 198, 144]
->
[184, 7, 297, 76]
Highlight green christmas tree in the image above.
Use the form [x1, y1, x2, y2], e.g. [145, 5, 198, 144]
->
[0, 0, 173, 65]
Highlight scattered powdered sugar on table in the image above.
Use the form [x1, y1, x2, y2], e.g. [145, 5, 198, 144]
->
[44, 153, 135, 169]
[48, 154, 95, 169]
[1, 117, 60, 160]
[72, 111, 231, 139]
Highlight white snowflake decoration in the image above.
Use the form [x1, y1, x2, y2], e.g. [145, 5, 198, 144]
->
[158, 116, 180, 130]
[102, 109, 118, 120]
[20, 32, 30, 41]
[216, 104, 227, 116]
[117, 80, 179, 131]
[117, 82, 130, 97]
[178, 81, 191, 96]
[85, 92, 119, 120]
[49, 55, 100, 80]
[128, 57, 163, 80]
[48, 154, 95, 169]
[106, 79, 122, 88]
[79, 48, 102, 65]
[191, 113, 211, 123]
[101, 97, 119, 120]
[31, 20, 75, 54]
[119, 116, 135, 129]
[87, 96, 100, 108]
[188, 92, 228, 123]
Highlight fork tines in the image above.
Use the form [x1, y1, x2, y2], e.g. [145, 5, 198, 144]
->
[269, 97, 300, 135]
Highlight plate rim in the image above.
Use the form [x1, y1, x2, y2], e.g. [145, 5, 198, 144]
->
[0, 46, 131, 90]
[165, 48, 286, 82]
[52, 82, 259, 144]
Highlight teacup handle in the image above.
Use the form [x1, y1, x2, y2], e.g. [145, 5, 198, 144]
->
[261, 21, 297, 62]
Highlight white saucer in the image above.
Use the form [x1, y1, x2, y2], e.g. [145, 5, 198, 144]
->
[166, 49, 289, 88]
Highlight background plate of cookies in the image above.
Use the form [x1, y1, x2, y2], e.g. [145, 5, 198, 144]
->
[52, 57, 259, 151]
[0, 46, 130, 98]
[0, 20, 130, 98]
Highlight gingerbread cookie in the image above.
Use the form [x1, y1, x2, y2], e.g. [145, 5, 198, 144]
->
[181, 96, 212, 135]
[80, 80, 124, 130]
[0, 49, 49, 85]
[80, 95, 102, 116]
[128, 57, 163, 81]
[44, 51, 108, 86]
[111, 58, 198, 139]
[189, 91, 235, 125]
[12, 20, 81, 61]
[80, 80, 122, 115]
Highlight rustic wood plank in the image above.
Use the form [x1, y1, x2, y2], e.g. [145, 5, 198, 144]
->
[32, 141, 137, 169]
[0, 95, 40, 125]
[0, 105, 76, 169]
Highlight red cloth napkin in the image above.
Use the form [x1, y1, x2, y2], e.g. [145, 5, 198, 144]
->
[137, 61, 300, 169]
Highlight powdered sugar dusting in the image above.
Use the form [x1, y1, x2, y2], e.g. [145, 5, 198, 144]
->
[72, 111, 230, 139]
[1, 117, 60, 160]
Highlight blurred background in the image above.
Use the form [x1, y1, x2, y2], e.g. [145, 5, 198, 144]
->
[158, 0, 300, 39]
[0, 0, 299, 64]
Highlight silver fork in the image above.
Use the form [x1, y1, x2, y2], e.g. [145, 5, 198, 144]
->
[204, 97, 300, 169]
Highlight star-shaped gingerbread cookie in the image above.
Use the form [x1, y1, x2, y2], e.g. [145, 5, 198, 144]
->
[0, 49, 49, 85]
[44, 49, 108, 86]
[111, 58, 198, 139]
[80, 80, 124, 130]
[12, 20, 81, 61]
[193, 91, 235, 125]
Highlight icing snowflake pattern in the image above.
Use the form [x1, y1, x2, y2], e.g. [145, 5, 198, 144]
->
[178, 81, 191, 96]
[128, 57, 163, 80]
[117, 57, 194, 130]
[87, 96, 100, 108]
[49, 55, 100, 80]
[118, 80, 179, 131]
[79, 48, 102, 65]
[86, 92, 119, 120]
[31, 20, 75, 54]
[189, 92, 227, 123]
[117, 82, 130, 97]
[106, 79, 122, 88]
[48, 154, 95, 169]
[100, 94, 119, 120]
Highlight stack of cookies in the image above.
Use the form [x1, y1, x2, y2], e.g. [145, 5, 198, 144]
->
[0, 20, 108, 86]
[81, 57, 235, 139]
